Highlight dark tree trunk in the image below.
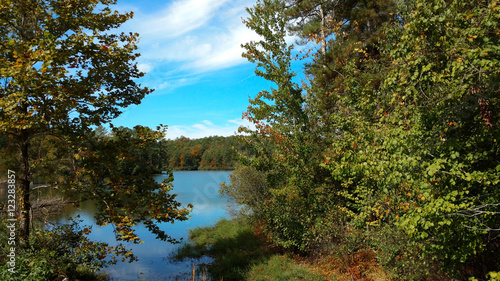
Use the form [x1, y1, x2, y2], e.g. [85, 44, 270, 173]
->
[18, 123, 31, 248]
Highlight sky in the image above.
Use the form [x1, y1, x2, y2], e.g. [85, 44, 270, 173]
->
[108, 0, 272, 139]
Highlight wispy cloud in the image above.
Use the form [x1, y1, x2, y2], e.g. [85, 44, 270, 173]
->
[165, 119, 255, 140]
[118, 0, 259, 91]
[186, 25, 258, 70]
[138, 0, 230, 39]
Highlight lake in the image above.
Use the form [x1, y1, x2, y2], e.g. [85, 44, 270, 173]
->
[41, 171, 234, 280]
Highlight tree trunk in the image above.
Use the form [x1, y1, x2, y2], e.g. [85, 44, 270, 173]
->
[18, 116, 31, 248]
[16, 2, 37, 250]
[319, 5, 327, 56]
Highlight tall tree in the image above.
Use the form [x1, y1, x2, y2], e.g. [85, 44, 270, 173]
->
[238, 0, 499, 277]
[0, 0, 153, 246]
[241, 0, 333, 252]
[285, 0, 342, 56]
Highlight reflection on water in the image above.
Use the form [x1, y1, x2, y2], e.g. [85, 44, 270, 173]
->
[2, 171, 234, 281]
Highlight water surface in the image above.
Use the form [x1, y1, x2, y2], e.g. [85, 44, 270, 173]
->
[49, 171, 233, 280]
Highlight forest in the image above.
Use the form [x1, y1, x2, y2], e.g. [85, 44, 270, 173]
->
[159, 134, 242, 171]
[88, 126, 242, 172]
[0, 0, 499, 280]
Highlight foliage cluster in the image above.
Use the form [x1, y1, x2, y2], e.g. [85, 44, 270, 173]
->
[0, 216, 109, 281]
[64, 125, 192, 245]
[219, 163, 269, 214]
[229, 0, 500, 279]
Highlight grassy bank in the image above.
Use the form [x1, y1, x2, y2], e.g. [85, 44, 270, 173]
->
[171, 217, 327, 281]
[171, 217, 444, 281]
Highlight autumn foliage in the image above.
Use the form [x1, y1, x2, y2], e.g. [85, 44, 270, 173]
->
[232, 0, 500, 279]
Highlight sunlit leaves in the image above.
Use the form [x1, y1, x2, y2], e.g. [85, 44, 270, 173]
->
[0, 0, 152, 134]
[0, 0, 156, 254]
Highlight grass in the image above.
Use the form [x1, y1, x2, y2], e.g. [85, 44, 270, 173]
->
[247, 254, 325, 281]
[171, 217, 326, 281]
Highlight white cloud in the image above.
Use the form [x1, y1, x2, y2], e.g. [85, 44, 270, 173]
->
[139, 0, 231, 39]
[165, 119, 255, 140]
[141, 73, 200, 94]
[186, 25, 260, 71]
[121, 0, 259, 90]
[137, 63, 153, 73]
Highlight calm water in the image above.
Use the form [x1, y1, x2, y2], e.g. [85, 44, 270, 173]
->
[12, 171, 234, 280]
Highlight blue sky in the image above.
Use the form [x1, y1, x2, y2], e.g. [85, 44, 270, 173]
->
[108, 0, 273, 139]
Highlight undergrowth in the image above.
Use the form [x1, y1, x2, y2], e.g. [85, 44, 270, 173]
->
[171, 216, 326, 281]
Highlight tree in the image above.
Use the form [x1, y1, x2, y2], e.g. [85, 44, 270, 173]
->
[241, 0, 333, 252]
[0, 0, 165, 249]
[374, 0, 500, 273]
[285, 0, 341, 56]
[240, 0, 499, 277]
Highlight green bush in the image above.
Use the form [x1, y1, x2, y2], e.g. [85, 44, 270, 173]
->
[219, 163, 269, 214]
[0, 216, 120, 281]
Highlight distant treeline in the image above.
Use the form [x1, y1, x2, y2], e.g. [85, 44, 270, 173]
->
[0, 126, 244, 177]
[94, 126, 244, 171]
[161, 135, 244, 171]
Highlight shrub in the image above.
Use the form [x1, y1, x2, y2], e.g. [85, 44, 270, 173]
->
[0, 216, 126, 281]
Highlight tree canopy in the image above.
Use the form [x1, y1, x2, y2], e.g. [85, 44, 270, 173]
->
[0, 1, 191, 278]
[231, 0, 500, 279]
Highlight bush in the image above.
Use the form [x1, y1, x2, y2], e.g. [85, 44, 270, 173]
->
[0, 216, 124, 281]
[367, 224, 444, 280]
[219, 163, 269, 213]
